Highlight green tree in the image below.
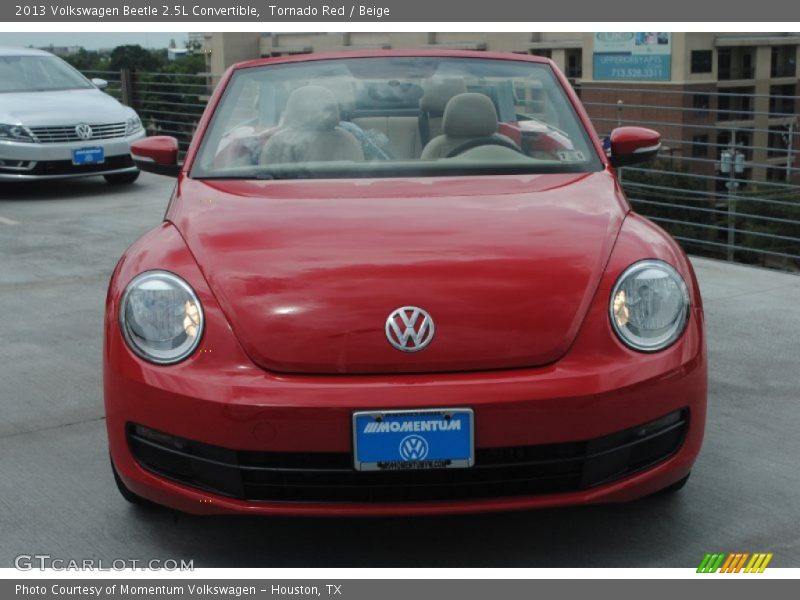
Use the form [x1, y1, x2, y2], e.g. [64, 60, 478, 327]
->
[63, 48, 105, 71]
[109, 45, 164, 72]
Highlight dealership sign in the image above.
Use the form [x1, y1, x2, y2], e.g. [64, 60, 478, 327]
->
[593, 32, 672, 81]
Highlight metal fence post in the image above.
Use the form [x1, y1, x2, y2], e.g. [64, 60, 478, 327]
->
[787, 120, 795, 183]
[721, 127, 744, 262]
[120, 68, 134, 108]
[727, 163, 737, 263]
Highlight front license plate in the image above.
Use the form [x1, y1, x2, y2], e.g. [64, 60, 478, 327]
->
[352, 408, 474, 471]
[72, 147, 105, 165]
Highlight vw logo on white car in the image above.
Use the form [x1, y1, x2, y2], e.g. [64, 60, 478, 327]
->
[399, 435, 429, 461]
[385, 306, 435, 352]
[75, 123, 93, 140]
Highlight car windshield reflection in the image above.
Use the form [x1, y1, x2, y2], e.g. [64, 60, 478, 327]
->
[191, 56, 602, 180]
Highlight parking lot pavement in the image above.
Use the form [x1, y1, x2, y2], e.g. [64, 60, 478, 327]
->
[1, 172, 799, 568]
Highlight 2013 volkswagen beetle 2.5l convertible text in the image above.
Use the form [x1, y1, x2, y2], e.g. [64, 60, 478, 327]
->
[104, 51, 706, 515]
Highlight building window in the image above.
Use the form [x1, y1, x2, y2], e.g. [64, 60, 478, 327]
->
[692, 94, 710, 115]
[718, 93, 730, 120]
[530, 49, 551, 59]
[691, 50, 713, 73]
[565, 49, 582, 80]
[769, 84, 797, 115]
[718, 87, 754, 121]
[767, 127, 794, 158]
[771, 45, 798, 78]
[692, 135, 709, 158]
[718, 47, 755, 80]
[718, 49, 731, 79]
[742, 52, 754, 78]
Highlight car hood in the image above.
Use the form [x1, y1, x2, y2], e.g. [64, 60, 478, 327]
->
[170, 171, 627, 374]
[0, 89, 130, 125]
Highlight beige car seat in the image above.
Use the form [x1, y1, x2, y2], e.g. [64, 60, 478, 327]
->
[261, 86, 364, 164]
[419, 78, 468, 143]
[421, 93, 514, 160]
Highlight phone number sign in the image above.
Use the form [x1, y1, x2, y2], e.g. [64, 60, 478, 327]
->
[593, 54, 671, 81]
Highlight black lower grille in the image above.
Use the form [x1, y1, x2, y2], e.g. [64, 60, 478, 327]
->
[15, 154, 135, 176]
[127, 410, 688, 504]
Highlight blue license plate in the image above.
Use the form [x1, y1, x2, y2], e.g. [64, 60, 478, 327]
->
[353, 409, 474, 471]
[72, 147, 105, 165]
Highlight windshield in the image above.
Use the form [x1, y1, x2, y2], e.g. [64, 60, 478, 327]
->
[0, 55, 94, 93]
[192, 56, 602, 180]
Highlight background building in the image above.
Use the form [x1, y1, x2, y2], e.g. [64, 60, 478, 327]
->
[35, 44, 82, 56]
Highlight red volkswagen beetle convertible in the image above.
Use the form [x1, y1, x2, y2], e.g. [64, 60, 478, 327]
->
[105, 50, 706, 515]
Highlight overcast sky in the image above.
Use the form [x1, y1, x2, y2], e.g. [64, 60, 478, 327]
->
[0, 32, 190, 50]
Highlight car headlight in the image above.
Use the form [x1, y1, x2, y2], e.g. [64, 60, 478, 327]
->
[609, 259, 690, 352]
[119, 271, 203, 364]
[126, 115, 143, 135]
[0, 123, 34, 142]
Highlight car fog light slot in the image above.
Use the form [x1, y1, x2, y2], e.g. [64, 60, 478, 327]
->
[610, 260, 690, 352]
[119, 271, 204, 364]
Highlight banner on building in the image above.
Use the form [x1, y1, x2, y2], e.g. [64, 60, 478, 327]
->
[593, 32, 672, 81]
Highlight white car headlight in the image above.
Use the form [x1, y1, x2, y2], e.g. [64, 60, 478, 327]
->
[0, 123, 34, 142]
[119, 271, 203, 364]
[609, 260, 690, 352]
[126, 115, 143, 135]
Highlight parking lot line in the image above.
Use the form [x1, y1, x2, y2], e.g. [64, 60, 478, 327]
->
[0, 215, 20, 225]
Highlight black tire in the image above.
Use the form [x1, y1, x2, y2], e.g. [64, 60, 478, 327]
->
[659, 472, 690, 495]
[110, 456, 149, 505]
[104, 171, 140, 185]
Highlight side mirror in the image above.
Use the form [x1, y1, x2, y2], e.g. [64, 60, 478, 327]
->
[131, 136, 181, 177]
[91, 78, 108, 90]
[609, 126, 661, 168]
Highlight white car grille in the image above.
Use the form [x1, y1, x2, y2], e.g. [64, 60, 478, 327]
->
[28, 123, 128, 143]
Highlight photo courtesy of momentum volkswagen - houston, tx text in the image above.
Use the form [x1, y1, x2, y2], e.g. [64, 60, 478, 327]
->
[104, 49, 706, 516]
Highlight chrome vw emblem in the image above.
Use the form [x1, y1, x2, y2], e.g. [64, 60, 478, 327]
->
[399, 435, 429, 461]
[75, 123, 93, 140]
[385, 306, 435, 352]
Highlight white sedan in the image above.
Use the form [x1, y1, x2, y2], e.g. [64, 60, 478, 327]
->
[0, 47, 145, 184]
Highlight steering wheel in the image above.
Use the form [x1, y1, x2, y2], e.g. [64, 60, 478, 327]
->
[445, 136, 526, 158]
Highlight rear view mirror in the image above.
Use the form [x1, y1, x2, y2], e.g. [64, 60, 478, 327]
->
[91, 78, 108, 90]
[131, 136, 181, 177]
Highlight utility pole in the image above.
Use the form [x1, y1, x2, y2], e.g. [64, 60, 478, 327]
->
[720, 126, 745, 262]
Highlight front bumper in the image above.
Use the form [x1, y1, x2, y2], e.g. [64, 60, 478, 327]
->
[106, 317, 706, 516]
[0, 131, 145, 181]
[126, 409, 690, 505]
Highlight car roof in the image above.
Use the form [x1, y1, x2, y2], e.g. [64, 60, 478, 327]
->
[0, 47, 54, 57]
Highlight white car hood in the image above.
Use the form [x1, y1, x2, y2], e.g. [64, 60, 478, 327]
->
[0, 88, 132, 126]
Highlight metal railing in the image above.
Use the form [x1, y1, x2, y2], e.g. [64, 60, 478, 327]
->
[84, 68, 211, 155]
[84, 70, 800, 272]
[82, 69, 124, 101]
[575, 83, 800, 271]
